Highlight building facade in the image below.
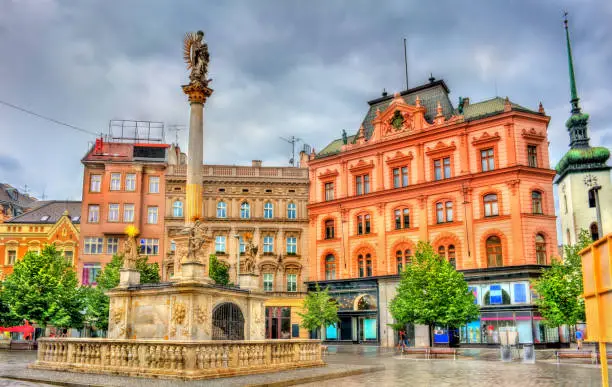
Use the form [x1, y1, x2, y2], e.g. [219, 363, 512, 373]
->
[305, 78, 558, 346]
[0, 201, 81, 279]
[78, 140, 174, 285]
[555, 17, 611, 246]
[0, 183, 38, 223]
[164, 160, 310, 339]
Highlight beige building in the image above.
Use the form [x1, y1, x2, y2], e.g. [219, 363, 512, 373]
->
[164, 160, 311, 339]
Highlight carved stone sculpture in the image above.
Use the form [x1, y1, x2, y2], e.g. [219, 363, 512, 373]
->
[122, 226, 140, 270]
[184, 30, 210, 87]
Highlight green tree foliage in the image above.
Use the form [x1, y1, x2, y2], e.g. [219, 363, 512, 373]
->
[533, 230, 591, 327]
[1, 245, 83, 328]
[0, 281, 22, 327]
[389, 241, 479, 341]
[82, 255, 160, 330]
[209, 255, 229, 285]
[298, 285, 339, 335]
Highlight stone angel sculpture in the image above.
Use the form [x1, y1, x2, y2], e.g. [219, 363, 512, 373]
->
[183, 30, 210, 86]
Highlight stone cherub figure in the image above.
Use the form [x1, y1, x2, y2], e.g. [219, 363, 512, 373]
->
[183, 30, 210, 86]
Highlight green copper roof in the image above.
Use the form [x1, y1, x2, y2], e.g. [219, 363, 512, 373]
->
[317, 135, 355, 158]
[462, 97, 537, 121]
[555, 146, 610, 175]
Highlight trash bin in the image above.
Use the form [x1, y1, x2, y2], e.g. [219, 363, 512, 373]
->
[500, 345, 512, 362]
[523, 344, 535, 363]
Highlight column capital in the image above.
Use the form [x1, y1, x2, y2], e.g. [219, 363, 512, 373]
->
[182, 83, 214, 104]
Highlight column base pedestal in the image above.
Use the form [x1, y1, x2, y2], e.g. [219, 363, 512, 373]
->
[179, 261, 213, 284]
[119, 269, 140, 287]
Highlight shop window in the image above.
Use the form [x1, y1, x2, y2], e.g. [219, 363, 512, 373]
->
[535, 234, 546, 264]
[358, 253, 373, 277]
[265, 306, 291, 339]
[486, 236, 503, 267]
[484, 286, 511, 305]
[394, 208, 410, 229]
[324, 220, 335, 239]
[513, 283, 527, 303]
[483, 194, 499, 217]
[531, 191, 543, 214]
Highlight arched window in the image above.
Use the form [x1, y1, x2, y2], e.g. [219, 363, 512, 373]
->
[173, 200, 183, 217]
[446, 202, 453, 222]
[486, 236, 503, 267]
[590, 222, 599, 241]
[405, 249, 412, 265]
[396, 248, 413, 273]
[436, 201, 453, 223]
[531, 191, 543, 214]
[535, 234, 546, 264]
[438, 246, 446, 258]
[448, 245, 456, 269]
[216, 201, 227, 218]
[356, 214, 372, 235]
[325, 254, 336, 280]
[264, 202, 273, 219]
[483, 194, 498, 217]
[287, 202, 297, 219]
[357, 253, 373, 278]
[325, 219, 335, 239]
[240, 202, 250, 219]
[394, 208, 410, 229]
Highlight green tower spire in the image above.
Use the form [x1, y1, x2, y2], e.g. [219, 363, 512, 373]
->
[563, 12, 590, 149]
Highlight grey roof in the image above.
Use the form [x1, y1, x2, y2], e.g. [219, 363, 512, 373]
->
[0, 183, 38, 208]
[6, 201, 82, 224]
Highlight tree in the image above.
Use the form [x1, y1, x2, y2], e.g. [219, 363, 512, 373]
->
[532, 230, 591, 327]
[0, 282, 22, 327]
[82, 255, 160, 330]
[2, 245, 83, 328]
[298, 285, 339, 338]
[209, 255, 229, 285]
[389, 241, 479, 345]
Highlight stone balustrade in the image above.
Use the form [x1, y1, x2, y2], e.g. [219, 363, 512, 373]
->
[32, 338, 323, 380]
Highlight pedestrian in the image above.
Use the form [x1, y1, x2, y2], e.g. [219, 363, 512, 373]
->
[575, 329, 583, 350]
[398, 329, 407, 351]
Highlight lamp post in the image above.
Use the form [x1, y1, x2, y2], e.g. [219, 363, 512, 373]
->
[234, 234, 240, 287]
[584, 174, 603, 239]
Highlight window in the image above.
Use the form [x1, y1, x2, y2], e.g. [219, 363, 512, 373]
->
[216, 201, 227, 218]
[527, 145, 538, 167]
[264, 202, 273, 219]
[110, 173, 121, 191]
[483, 194, 499, 217]
[438, 246, 446, 258]
[239, 236, 246, 253]
[325, 220, 335, 239]
[357, 214, 371, 235]
[64, 250, 74, 264]
[448, 245, 456, 269]
[215, 235, 226, 253]
[170, 240, 176, 252]
[84, 237, 103, 254]
[139, 239, 159, 255]
[263, 236, 274, 253]
[173, 201, 183, 217]
[287, 274, 297, 292]
[107, 237, 119, 254]
[434, 157, 451, 180]
[82, 263, 101, 286]
[263, 273, 274, 292]
[355, 174, 370, 195]
[286, 236, 297, 254]
[147, 206, 158, 224]
[486, 236, 503, 267]
[240, 202, 250, 219]
[148, 176, 160, 193]
[531, 191, 543, 214]
[480, 148, 495, 172]
[90, 174, 101, 192]
[396, 249, 412, 273]
[324, 182, 334, 201]
[588, 189, 596, 208]
[394, 208, 410, 229]
[7, 250, 16, 265]
[108, 204, 119, 222]
[535, 234, 546, 264]
[88, 205, 100, 223]
[436, 201, 453, 223]
[265, 306, 291, 339]
[358, 253, 373, 278]
[123, 204, 135, 222]
[392, 166, 409, 188]
[590, 222, 599, 241]
[325, 254, 336, 280]
[287, 203, 297, 219]
[125, 173, 136, 191]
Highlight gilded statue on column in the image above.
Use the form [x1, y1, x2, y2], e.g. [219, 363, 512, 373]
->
[183, 30, 210, 86]
[122, 225, 140, 270]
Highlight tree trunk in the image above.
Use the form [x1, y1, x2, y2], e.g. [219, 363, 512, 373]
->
[429, 324, 434, 347]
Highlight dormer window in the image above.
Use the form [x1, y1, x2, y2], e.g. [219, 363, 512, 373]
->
[40, 215, 50, 221]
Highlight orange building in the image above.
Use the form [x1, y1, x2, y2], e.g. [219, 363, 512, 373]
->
[0, 201, 81, 279]
[78, 139, 175, 285]
[304, 79, 559, 346]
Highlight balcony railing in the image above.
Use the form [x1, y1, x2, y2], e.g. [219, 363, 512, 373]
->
[167, 165, 308, 179]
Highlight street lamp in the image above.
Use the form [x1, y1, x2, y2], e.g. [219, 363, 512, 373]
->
[234, 234, 240, 287]
[584, 174, 603, 239]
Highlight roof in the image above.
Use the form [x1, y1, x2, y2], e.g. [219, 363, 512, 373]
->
[6, 201, 82, 224]
[462, 97, 538, 121]
[0, 183, 38, 209]
[554, 146, 611, 181]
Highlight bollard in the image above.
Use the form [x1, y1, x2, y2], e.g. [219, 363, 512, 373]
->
[522, 344, 535, 364]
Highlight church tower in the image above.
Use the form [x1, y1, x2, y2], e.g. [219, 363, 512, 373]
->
[556, 14, 611, 245]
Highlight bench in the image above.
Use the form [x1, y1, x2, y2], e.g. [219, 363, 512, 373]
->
[400, 347, 429, 359]
[429, 348, 457, 360]
[555, 350, 594, 364]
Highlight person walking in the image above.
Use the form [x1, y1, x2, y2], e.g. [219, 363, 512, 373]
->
[575, 329, 583, 350]
[397, 329, 407, 351]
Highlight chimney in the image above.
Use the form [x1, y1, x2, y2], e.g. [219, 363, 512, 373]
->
[252, 160, 262, 167]
[463, 97, 470, 106]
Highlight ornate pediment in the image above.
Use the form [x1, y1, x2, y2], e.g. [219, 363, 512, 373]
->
[521, 127, 546, 142]
[370, 93, 428, 141]
[318, 169, 339, 180]
[348, 159, 375, 173]
[385, 151, 414, 166]
[425, 141, 456, 156]
[471, 131, 501, 146]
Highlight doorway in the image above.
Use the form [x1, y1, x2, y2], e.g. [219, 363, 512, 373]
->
[357, 316, 377, 342]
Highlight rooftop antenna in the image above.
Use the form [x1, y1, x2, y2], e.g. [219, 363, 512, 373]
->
[403, 38, 409, 91]
[20, 184, 29, 195]
[167, 124, 185, 146]
[279, 136, 301, 167]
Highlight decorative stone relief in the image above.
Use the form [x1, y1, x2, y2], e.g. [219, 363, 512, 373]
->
[171, 302, 187, 325]
[195, 304, 209, 325]
[111, 307, 124, 325]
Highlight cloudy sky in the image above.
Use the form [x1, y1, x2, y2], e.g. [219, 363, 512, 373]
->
[0, 0, 611, 202]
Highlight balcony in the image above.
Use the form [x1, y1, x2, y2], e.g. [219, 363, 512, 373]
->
[167, 164, 308, 179]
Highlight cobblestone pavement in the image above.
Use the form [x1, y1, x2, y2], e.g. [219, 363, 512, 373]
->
[310, 345, 608, 387]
